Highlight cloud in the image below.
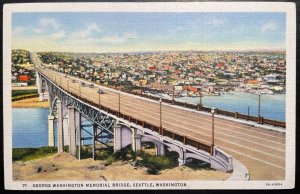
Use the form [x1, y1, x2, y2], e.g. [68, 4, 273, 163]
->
[50, 30, 65, 39]
[38, 17, 60, 30]
[98, 33, 136, 44]
[72, 23, 101, 38]
[261, 21, 277, 32]
[13, 26, 25, 34]
[33, 28, 44, 34]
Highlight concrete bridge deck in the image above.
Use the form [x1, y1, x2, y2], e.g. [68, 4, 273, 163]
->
[39, 67, 285, 180]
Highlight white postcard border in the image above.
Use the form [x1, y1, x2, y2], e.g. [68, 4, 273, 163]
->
[3, 2, 296, 190]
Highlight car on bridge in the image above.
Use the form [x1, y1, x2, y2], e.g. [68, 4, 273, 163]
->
[89, 84, 95, 88]
[81, 82, 86, 87]
[72, 79, 78, 83]
[97, 88, 105, 94]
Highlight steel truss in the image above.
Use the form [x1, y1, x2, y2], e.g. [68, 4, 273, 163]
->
[41, 73, 115, 160]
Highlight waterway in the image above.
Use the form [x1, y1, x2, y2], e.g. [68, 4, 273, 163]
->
[176, 92, 285, 122]
[12, 93, 285, 148]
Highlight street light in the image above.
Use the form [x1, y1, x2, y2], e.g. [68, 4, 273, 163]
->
[118, 89, 121, 116]
[172, 85, 175, 104]
[257, 92, 261, 124]
[211, 108, 215, 155]
[199, 89, 202, 107]
[140, 81, 143, 96]
[159, 98, 162, 135]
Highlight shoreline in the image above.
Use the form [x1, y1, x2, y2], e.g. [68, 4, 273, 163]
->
[12, 97, 49, 108]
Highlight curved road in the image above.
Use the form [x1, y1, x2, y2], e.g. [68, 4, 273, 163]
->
[39, 66, 285, 180]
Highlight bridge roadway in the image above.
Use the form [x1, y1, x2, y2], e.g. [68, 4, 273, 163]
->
[40, 68, 285, 180]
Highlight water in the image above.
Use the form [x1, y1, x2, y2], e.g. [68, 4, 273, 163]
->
[12, 108, 102, 148]
[12, 93, 285, 148]
[176, 92, 285, 122]
[12, 108, 50, 148]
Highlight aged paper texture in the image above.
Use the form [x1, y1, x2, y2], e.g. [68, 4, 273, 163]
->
[3, 2, 296, 190]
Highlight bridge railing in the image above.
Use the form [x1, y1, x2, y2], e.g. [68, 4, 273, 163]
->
[37, 67, 214, 154]
[37, 66, 286, 128]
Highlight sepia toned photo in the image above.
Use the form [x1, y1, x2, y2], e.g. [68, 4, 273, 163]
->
[3, 2, 296, 190]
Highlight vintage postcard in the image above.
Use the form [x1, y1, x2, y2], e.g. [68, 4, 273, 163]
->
[3, 2, 296, 190]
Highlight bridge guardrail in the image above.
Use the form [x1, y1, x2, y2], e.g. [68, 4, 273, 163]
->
[37, 65, 285, 132]
[37, 66, 214, 154]
[213, 146, 233, 172]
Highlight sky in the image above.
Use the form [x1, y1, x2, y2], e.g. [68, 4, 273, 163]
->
[12, 12, 286, 53]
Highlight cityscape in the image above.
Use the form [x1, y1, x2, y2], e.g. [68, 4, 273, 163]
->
[12, 50, 286, 97]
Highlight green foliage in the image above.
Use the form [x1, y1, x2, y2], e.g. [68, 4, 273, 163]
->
[12, 89, 38, 97]
[95, 148, 113, 160]
[184, 159, 212, 171]
[12, 147, 57, 162]
[112, 145, 136, 161]
[136, 151, 177, 175]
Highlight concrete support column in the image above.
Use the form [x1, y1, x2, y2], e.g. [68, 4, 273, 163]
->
[48, 115, 55, 147]
[135, 134, 142, 152]
[178, 158, 186, 166]
[156, 143, 165, 156]
[113, 121, 121, 152]
[131, 128, 137, 152]
[36, 72, 41, 94]
[57, 99, 64, 153]
[76, 112, 82, 160]
[178, 148, 186, 166]
[68, 106, 76, 156]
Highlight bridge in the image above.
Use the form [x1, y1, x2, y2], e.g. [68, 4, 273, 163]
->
[32, 53, 285, 180]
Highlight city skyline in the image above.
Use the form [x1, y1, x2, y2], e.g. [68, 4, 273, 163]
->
[12, 12, 286, 53]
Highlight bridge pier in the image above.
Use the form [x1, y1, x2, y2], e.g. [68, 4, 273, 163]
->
[113, 122, 122, 152]
[48, 115, 55, 146]
[36, 72, 41, 94]
[178, 148, 186, 166]
[57, 99, 64, 153]
[134, 134, 142, 152]
[76, 111, 82, 160]
[68, 106, 76, 156]
[155, 143, 165, 156]
[114, 123, 137, 152]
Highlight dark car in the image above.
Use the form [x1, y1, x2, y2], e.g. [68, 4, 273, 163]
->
[80, 82, 86, 87]
[89, 84, 95, 88]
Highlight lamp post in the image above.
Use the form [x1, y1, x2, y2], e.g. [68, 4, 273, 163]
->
[118, 89, 121, 116]
[172, 85, 175, 104]
[199, 90, 202, 107]
[140, 81, 143, 96]
[79, 82, 81, 98]
[98, 89, 101, 109]
[159, 98, 162, 135]
[258, 92, 261, 124]
[211, 108, 215, 155]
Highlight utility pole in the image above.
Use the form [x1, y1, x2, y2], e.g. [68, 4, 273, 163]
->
[118, 90, 121, 116]
[98, 92, 101, 109]
[159, 98, 162, 135]
[140, 81, 142, 96]
[172, 85, 175, 104]
[247, 106, 250, 120]
[199, 91, 202, 106]
[258, 93, 261, 123]
[79, 82, 81, 98]
[211, 108, 215, 155]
